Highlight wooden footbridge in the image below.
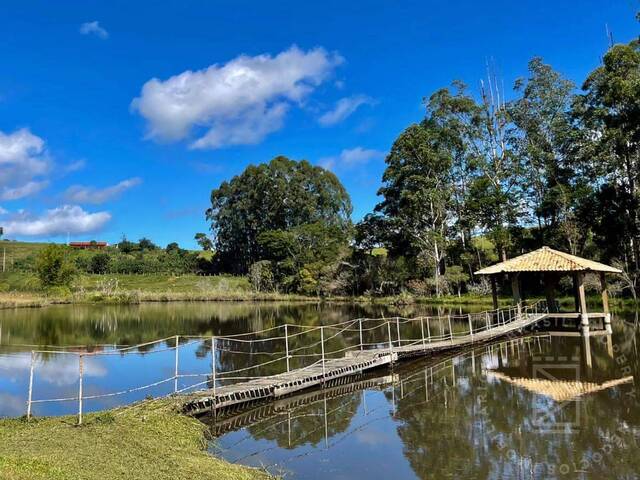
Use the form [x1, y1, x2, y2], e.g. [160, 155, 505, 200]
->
[183, 301, 550, 416]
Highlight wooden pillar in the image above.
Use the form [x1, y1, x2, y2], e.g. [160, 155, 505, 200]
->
[543, 273, 557, 313]
[490, 276, 498, 310]
[576, 272, 589, 334]
[600, 272, 612, 334]
[572, 274, 580, 312]
[511, 273, 521, 315]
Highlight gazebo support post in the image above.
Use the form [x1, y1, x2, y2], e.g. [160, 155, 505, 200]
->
[600, 272, 612, 334]
[572, 274, 580, 313]
[576, 272, 589, 334]
[511, 273, 521, 316]
[544, 273, 557, 313]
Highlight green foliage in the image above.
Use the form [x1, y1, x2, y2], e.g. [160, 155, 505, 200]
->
[207, 156, 352, 274]
[35, 245, 76, 288]
[194, 233, 213, 251]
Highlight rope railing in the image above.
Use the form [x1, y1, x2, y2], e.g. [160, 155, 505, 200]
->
[20, 300, 548, 424]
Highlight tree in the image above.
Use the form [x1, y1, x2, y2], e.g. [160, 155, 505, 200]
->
[165, 242, 180, 254]
[138, 237, 158, 251]
[509, 58, 579, 249]
[194, 233, 213, 251]
[376, 122, 453, 296]
[443, 265, 469, 297]
[89, 253, 110, 274]
[572, 40, 640, 270]
[117, 236, 138, 254]
[35, 245, 76, 287]
[206, 156, 352, 274]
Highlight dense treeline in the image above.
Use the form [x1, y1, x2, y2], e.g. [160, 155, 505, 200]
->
[10, 237, 213, 279]
[208, 34, 640, 298]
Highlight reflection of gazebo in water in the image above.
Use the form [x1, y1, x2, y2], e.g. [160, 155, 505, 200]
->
[475, 246, 622, 334]
[487, 371, 633, 402]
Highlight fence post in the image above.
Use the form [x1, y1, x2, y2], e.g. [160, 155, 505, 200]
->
[486, 311, 490, 330]
[426, 318, 431, 343]
[447, 314, 453, 341]
[396, 317, 401, 347]
[387, 321, 394, 362]
[284, 324, 290, 372]
[174, 335, 179, 393]
[468, 314, 473, 339]
[211, 336, 217, 402]
[320, 326, 326, 381]
[359, 319, 363, 351]
[78, 354, 84, 426]
[420, 318, 426, 347]
[27, 351, 35, 420]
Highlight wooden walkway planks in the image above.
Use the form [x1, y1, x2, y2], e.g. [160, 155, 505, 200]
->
[182, 312, 548, 416]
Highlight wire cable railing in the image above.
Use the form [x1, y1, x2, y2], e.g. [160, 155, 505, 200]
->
[19, 300, 548, 424]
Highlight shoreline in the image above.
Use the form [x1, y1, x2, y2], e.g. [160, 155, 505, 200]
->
[1, 289, 632, 311]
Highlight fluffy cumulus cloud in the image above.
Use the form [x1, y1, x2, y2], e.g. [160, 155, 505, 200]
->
[2, 205, 111, 237]
[0, 128, 50, 201]
[79, 21, 109, 39]
[318, 95, 374, 126]
[319, 147, 386, 170]
[64, 177, 142, 204]
[132, 45, 343, 149]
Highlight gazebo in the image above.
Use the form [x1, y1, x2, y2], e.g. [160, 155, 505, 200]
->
[475, 246, 622, 334]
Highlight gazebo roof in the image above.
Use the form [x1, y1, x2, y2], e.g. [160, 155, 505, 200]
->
[475, 246, 621, 275]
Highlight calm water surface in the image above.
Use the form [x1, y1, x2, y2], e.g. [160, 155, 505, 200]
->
[1, 302, 639, 479]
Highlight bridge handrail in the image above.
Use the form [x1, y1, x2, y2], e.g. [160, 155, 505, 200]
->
[21, 299, 548, 423]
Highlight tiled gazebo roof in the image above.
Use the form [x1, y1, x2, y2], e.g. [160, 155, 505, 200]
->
[475, 246, 621, 275]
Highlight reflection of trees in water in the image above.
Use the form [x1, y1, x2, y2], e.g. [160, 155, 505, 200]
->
[392, 333, 640, 479]
[0, 301, 496, 354]
[243, 393, 362, 449]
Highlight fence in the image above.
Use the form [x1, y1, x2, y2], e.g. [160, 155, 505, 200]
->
[22, 300, 547, 424]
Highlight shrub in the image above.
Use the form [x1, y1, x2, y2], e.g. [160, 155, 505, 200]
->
[35, 245, 76, 288]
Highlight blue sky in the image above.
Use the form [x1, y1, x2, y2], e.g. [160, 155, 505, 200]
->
[0, 1, 638, 248]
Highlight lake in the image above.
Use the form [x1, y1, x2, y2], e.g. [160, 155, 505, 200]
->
[1, 301, 639, 479]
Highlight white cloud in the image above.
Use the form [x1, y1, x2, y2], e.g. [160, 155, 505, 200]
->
[132, 45, 343, 149]
[3, 205, 111, 237]
[64, 177, 142, 204]
[79, 21, 109, 39]
[0, 352, 106, 387]
[0, 128, 50, 200]
[1, 180, 49, 201]
[319, 147, 386, 170]
[0, 206, 7, 215]
[318, 95, 374, 126]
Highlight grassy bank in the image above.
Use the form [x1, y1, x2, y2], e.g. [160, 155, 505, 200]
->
[0, 400, 267, 480]
[1, 271, 636, 310]
[0, 272, 315, 309]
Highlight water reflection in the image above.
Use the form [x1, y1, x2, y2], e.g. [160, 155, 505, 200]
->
[211, 321, 640, 479]
[0, 301, 494, 418]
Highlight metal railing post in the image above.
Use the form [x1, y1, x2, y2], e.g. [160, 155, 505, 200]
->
[447, 314, 453, 341]
[387, 321, 394, 362]
[174, 335, 179, 393]
[468, 314, 473, 339]
[420, 318, 426, 347]
[211, 336, 217, 407]
[320, 326, 326, 381]
[78, 354, 84, 426]
[426, 317, 431, 343]
[359, 319, 363, 351]
[285, 324, 290, 372]
[396, 317, 401, 347]
[27, 351, 35, 420]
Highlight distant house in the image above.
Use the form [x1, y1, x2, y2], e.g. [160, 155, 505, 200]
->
[69, 241, 108, 249]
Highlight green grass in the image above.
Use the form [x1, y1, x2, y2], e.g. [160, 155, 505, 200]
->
[0, 400, 268, 480]
[77, 273, 251, 293]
